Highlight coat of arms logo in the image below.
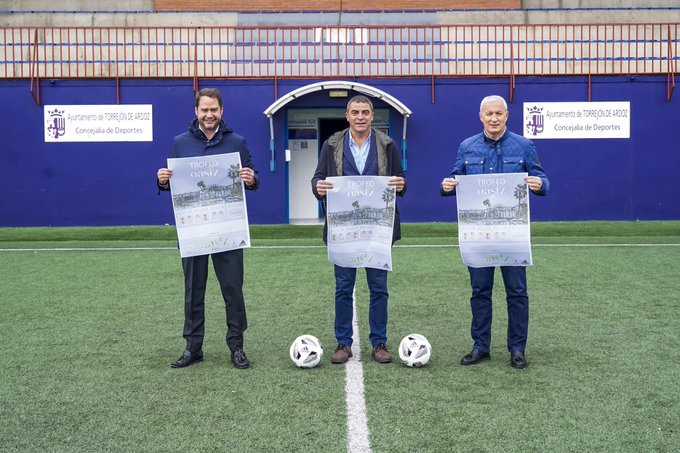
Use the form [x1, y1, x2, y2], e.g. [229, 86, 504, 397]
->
[525, 106, 544, 136]
[47, 108, 66, 139]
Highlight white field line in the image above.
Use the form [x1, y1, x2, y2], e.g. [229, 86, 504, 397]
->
[0, 243, 679, 252]
[345, 292, 371, 453]
[345, 288, 371, 453]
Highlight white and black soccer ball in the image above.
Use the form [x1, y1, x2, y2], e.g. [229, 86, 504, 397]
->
[289, 335, 324, 368]
[398, 334, 432, 367]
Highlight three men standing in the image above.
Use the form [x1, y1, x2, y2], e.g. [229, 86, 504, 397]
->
[157, 90, 547, 370]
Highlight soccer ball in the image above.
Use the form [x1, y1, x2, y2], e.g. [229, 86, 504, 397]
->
[289, 335, 324, 368]
[398, 334, 432, 368]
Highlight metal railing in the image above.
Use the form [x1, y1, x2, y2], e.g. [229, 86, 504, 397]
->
[1, 24, 677, 100]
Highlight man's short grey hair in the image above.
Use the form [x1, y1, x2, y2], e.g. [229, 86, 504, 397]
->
[347, 94, 374, 112]
[480, 95, 508, 112]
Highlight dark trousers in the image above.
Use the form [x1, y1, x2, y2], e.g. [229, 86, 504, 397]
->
[468, 266, 529, 353]
[181, 249, 247, 353]
[334, 265, 389, 347]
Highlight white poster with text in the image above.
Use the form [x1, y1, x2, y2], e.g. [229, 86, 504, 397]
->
[455, 173, 532, 268]
[523, 101, 630, 139]
[326, 176, 395, 271]
[44, 104, 153, 142]
[168, 153, 250, 258]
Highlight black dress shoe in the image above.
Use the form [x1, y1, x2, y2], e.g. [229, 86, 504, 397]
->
[510, 351, 527, 369]
[231, 349, 250, 369]
[460, 349, 490, 366]
[171, 349, 203, 368]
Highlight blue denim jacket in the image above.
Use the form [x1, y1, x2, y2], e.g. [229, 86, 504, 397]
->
[445, 130, 549, 196]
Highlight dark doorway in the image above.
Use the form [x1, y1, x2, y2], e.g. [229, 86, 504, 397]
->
[315, 118, 347, 219]
[318, 118, 348, 152]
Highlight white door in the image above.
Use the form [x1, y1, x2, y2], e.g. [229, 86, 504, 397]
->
[288, 138, 320, 222]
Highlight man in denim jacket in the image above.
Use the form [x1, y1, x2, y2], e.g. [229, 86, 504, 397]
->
[441, 95, 549, 369]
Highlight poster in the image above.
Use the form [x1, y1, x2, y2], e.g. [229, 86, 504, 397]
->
[167, 152, 250, 258]
[455, 173, 532, 268]
[326, 176, 395, 271]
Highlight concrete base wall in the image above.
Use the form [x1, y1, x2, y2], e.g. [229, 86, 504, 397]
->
[0, 12, 237, 27]
[2, 3, 679, 26]
[523, 1, 680, 8]
[0, 0, 154, 10]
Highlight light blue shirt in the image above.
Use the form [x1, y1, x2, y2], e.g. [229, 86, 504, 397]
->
[348, 132, 372, 174]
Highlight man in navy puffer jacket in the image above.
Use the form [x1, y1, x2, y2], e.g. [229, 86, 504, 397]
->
[157, 88, 259, 370]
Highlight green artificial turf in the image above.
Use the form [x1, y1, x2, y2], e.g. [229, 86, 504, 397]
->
[0, 222, 678, 452]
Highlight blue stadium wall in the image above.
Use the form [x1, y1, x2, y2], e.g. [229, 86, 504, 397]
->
[1, 76, 678, 227]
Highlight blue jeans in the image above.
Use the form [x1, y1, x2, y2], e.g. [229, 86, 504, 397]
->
[334, 265, 389, 348]
[468, 266, 528, 353]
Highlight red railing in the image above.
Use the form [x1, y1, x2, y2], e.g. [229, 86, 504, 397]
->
[1, 24, 677, 102]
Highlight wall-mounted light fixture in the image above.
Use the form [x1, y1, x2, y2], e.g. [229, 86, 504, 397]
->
[328, 90, 348, 98]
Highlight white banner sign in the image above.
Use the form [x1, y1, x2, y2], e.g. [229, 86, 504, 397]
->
[523, 101, 630, 139]
[44, 104, 153, 142]
[455, 173, 532, 268]
[326, 176, 395, 271]
[168, 153, 250, 258]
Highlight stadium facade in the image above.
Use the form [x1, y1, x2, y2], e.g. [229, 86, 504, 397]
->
[1, 2, 679, 226]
